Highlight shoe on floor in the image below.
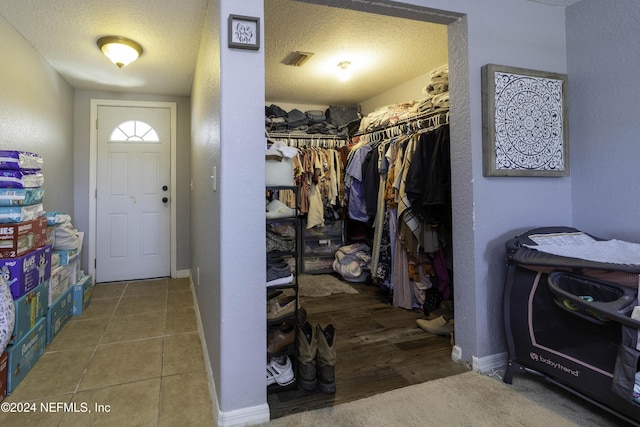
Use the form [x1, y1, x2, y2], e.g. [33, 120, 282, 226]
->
[416, 316, 454, 336]
[266, 356, 295, 386]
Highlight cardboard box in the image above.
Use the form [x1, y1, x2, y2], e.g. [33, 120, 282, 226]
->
[10, 280, 48, 344]
[72, 274, 93, 316]
[52, 247, 79, 266]
[6, 317, 46, 393]
[46, 286, 73, 344]
[49, 262, 75, 306]
[0, 217, 48, 258]
[2, 244, 52, 299]
[0, 351, 8, 402]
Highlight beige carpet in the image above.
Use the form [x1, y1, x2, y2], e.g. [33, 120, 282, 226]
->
[298, 274, 359, 297]
[264, 371, 630, 426]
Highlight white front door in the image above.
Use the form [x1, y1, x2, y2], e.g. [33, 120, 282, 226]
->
[95, 106, 171, 283]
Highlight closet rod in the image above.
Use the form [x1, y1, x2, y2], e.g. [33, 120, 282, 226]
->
[267, 132, 347, 139]
[354, 109, 449, 138]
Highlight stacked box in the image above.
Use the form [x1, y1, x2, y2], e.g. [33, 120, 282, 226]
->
[1, 244, 52, 299]
[49, 260, 77, 306]
[52, 247, 79, 266]
[10, 280, 48, 344]
[46, 286, 73, 344]
[0, 217, 49, 259]
[0, 351, 7, 402]
[6, 317, 46, 393]
[72, 274, 93, 316]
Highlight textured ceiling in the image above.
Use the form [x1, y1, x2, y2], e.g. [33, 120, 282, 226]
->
[265, 0, 448, 106]
[0, 0, 581, 100]
[0, 0, 208, 96]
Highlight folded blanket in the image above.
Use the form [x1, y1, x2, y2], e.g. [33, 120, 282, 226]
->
[0, 170, 44, 188]
[526, 239, 640, 265]
[0, 150, 43, 170]
[426, 82, 449, 96]
[432, 92, 450, 109]
[430, 64, 449, 80]
[0, 188, 44, 206]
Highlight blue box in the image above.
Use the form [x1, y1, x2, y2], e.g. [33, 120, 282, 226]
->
[46, 286, 73, 344]
[72, 274, 93, 316]
[10, 280, 48, 344]
[1, 244, 52, 299]
[6, 317, 46, 393]
[52, 248, 79, 266]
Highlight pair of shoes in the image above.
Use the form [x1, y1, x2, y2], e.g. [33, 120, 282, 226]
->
[267, 294, 296, 322]
[296, 322, 336, 393]
[267, 257, 293, 287]
[416, 315, 454, 336]
[266, 356, 295, 387]
[267, 323, 296, 357]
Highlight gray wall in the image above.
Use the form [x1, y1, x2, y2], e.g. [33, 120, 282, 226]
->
[567, 0, 640, 241]
[73, 90, 192, 273]
[191, 0, 268, 418]
[190, 0, 223, 413]
[0, 14, 74, 214]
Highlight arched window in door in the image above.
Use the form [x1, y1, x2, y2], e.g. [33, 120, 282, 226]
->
[109, 120, 159, 142]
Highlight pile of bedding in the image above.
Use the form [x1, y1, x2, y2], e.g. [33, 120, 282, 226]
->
[356, 63, 450, 134]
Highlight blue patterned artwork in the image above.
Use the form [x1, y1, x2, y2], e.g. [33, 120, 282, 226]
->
[482, 64, 569, 177]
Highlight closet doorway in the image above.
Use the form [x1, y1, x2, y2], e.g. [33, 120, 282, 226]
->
[265, 0, 466, 418]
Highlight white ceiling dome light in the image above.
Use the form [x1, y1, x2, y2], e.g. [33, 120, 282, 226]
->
[97, 36, 143, 68]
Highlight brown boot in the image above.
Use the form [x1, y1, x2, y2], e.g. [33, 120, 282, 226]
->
[316, 323, 336, 394]
[296, 322, 317, 391]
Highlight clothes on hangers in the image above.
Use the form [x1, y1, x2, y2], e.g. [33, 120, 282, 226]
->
[343, 112, 451, 310]
[266, 132, 349, 231]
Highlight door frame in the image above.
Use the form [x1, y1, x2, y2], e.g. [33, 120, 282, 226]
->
[88, 99, 178, 282]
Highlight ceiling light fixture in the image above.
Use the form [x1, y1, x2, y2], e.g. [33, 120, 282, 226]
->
[337, 61, 352, 81]
[97, 36, 143, 68]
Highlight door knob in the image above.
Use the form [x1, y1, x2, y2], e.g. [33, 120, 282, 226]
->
[162, 185, 168, 191]
[162, 197, 168, 203]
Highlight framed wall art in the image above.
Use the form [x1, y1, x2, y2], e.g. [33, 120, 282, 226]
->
[228, 14, 260, 50]
[482, 64, 569, 177]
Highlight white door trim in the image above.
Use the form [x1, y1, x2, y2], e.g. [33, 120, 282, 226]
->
[89, 99, 177, 282]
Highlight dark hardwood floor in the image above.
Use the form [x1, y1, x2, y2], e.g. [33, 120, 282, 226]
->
[267, 276, 469, 419]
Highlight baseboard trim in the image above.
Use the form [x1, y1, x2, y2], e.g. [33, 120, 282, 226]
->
[176, 269, 190, 278]
[472, 351, 508, 373]
[189, 274, 271, 427]
[217, 404, 271, 427]
[190, 275, 220, 425]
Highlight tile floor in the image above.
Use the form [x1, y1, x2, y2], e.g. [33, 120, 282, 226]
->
[0, 277, 215, 427]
